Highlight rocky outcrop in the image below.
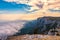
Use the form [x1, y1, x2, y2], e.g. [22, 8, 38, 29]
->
[34, 17, 60, 35]
[7, 17, 60, 40]
[15, 17, 60, 36]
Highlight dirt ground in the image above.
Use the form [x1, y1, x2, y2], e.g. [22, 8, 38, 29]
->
[7, 34, 60, 40]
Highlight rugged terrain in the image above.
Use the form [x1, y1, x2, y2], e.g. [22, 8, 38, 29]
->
[7, 17, 60, 40]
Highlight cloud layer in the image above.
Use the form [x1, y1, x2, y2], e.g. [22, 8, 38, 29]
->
[4, 0, 31, 4]
[3, 0, 60, 14]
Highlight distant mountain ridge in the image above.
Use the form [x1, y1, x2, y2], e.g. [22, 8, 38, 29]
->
[15, 17, 60, 36]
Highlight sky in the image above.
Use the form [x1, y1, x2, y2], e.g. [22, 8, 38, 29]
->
[0, 0, 60, 20]
[0, 0, 60, 14]
[0, 0, 32, 14]
[0, 0, 43, 14]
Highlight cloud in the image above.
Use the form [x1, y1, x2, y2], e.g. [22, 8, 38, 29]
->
[3, 0, 40, 7]
[4, 0, 54, 13]
[0, 10, 27, 14]
[4, 0, 30, 4]
[3, 0, 40, 13]
[3, 0, 58, 7]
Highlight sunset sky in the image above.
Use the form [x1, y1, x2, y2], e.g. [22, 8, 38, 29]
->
[0, 0, 60, 20]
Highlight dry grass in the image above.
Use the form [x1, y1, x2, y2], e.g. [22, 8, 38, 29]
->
[7, 34, 60, 40]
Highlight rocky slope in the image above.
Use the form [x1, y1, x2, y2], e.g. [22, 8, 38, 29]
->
[15, 17, 60, 36]
[6, 17, 60, 40]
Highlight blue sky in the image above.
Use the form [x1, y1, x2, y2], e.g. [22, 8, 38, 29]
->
[0, 0, 33, 14]
[0, 0, 60, 14]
